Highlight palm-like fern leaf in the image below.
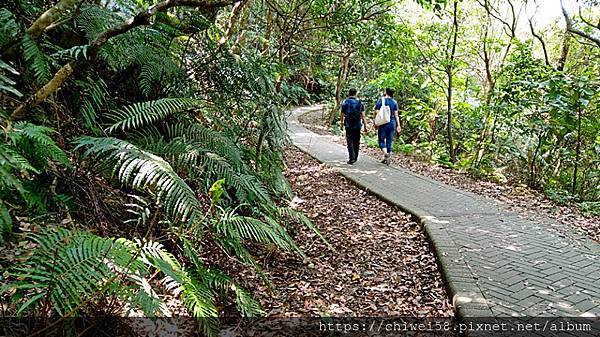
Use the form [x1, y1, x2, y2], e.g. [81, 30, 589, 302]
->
[9, 227, 146, 316]
[107, 98, 199, 132]
[167, 123, 242, 165]
[214, 211, 298, 253]
[269, 205, 331, 250]
[0, 59, 23, 98]
[22, 35, 51, 84]
[0, 143, 38, 178]
[0, 8, 20, 48]
[51, 45, 89, 61]
[9, 122, 70, 167]
[137, 240, 220, 336]
[73, 136, 202, 224]
[8, 227, 228, 334]
[76, 76, 107, 129]
[76, 5, 120, 41]
[0, 200, 12, 242]
[137, 54, 182, 97]
[201, 153, 271, 204]
[144, 135, 270, 205]
[198, 268, 263, 317]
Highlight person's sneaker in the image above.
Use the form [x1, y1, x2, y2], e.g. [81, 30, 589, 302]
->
[385, 158, 390, 166]
[347, 159, 356, 164]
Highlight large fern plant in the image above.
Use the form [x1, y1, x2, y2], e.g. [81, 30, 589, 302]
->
[5, 226, 261, 336]
[74, 136, 203, 224]
[74, 97, 326, 279]
[0, 122, 71, 241]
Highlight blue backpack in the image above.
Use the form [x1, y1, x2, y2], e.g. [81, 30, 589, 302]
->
[343, 99, 363, 128]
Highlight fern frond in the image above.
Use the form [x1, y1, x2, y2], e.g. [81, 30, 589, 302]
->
[137, 133, 271, 205]
[214, 236, 259, 267]
[136, 53, 181, 97]
[270, 205, 331, 250]
[137, 240, 219, 336]
[0, 143, 38, 177]
[0, 59, 23, 98]
[76, 77, 107, 129]
[76, 5, 121, 41]
[201, 152, 271, 204]
[199, 268, 263, 317]
[0, 8, 20, 48]
[139, 62, 159, 96]
[124, 194, 151, 226]
[152, 138, 210, 178]
[73, 136, 202, 224]
[9, 227, 145, 316]
[215, 212, 297, 253]
[107, 98, 199, 132]
[22, 35, 51, 84]
[167, 123, 242, 165]
[255, 150, 292, 198]
[8, 227, 227, 327]
[9, 122, 70, 167]
[51, 45, 88, 61]
[0, 200, 12, 242]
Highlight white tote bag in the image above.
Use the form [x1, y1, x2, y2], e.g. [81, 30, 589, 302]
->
[374, 97, 391, 126]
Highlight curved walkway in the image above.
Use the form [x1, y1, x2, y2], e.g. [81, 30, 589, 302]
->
[287, 106, 600, 320]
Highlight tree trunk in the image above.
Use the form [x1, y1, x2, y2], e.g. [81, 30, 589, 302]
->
[572, 103, 582, 196]
[274, 44, 285, 92]
[471, 6, 514, 168]
[27, 0, 86, 39]
[446, 0, 458, 163]
[231, 0, 252, 53]
[218, 0, 250, 47]
[10, 63, 75, 122]
[472, 22, 494, 167]
[327, 50, 351, 126]
[557, 29, 570, 71]
[561, 0, 600, 47]
[261, 6, 273, 54]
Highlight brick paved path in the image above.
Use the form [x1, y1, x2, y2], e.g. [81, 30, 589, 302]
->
[288, 106, 600, 320]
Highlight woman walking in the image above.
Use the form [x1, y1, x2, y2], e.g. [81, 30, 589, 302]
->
[373, 88, 400, 165]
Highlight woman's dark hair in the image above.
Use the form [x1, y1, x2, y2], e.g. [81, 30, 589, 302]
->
[385, 88, 395, 97]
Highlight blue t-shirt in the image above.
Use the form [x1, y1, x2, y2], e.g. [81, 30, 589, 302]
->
[341, 97, 365, 129]
[375, 97, 398, 125]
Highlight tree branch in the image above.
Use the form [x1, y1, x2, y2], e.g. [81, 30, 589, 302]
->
[218, 0, 251, 46]
[10, 0, 237, 122]
[529, 18, 549, 66]
[27, 0, 86, 39]
[578, 7, 599, 30]
[561, 0, 600, 47]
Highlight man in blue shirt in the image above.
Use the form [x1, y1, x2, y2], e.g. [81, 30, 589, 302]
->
[373, 88, 400, 165]
[341, 88, 368, 164]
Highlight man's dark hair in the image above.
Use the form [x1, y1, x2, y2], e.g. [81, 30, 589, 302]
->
[385, 88, 395, 97]
[348, 88, 357, 97]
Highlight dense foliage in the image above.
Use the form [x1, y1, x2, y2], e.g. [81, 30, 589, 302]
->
[0, 0, 390, 335]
